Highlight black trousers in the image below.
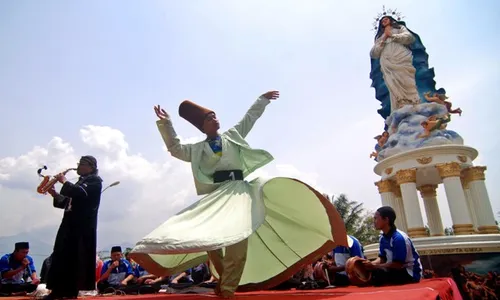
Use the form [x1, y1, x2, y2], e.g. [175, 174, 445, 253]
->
[0, 283, 38, 296]
[371, 268, 418, 286]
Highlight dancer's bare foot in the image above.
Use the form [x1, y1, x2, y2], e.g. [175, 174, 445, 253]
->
[214, 282, 221, 296]
[218, 290, 235, 299]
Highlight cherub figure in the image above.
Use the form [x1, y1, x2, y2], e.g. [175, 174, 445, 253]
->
[424, 88, 462, 116]
[418, 114, 451, 138]
[370, 131, 389, 159]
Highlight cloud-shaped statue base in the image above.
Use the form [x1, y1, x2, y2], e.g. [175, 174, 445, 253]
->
[375, 103, 464, 161]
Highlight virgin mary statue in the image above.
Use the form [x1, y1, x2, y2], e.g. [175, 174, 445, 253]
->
[370, 16, 421, 117]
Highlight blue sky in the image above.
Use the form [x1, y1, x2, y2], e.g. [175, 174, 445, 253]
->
[1, 0, 499, 258]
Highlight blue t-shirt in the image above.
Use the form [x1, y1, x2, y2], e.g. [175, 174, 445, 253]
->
[101, 258, 134, 285]
[0, 254, 36, 284]
[134, 265, 149, 278]
[332, 235, 364, 275]
[379, 229, 422, 281]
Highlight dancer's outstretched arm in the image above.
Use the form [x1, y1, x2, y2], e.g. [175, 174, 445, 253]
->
[234, 90, 279, 139]
[155, 105, 192, 162]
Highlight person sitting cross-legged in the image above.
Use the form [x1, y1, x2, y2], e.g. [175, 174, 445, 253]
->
[325, 235, 365, 286]
[97, 246, 135, 294]
[362, 206, 422, 286]
[0, 242, 40, 296]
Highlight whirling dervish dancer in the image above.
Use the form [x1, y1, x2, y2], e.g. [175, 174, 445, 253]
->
[129, 91, 347, 298]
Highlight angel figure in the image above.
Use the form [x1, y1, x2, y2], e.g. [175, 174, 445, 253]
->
[418, 114, 451, 138]
[424, 89, 462, 116]
[370, 131, 389, 159]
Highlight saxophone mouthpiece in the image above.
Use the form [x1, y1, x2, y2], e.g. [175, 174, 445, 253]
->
[37, 165, 48, 175]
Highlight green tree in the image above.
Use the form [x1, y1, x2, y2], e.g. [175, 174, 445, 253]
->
[324, 193, 380, 245]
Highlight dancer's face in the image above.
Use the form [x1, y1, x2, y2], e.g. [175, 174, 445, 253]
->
[203, 112, 220, 135]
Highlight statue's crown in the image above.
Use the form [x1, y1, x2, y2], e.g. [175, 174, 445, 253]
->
[372, 5, 405, 31]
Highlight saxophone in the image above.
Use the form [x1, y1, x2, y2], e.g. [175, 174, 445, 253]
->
[37, 166, 77, 194]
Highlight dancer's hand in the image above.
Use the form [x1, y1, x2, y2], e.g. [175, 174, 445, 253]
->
[154, 105, 169, 120]
[31, 278, 40, 285]
[262, 91, 279, 100]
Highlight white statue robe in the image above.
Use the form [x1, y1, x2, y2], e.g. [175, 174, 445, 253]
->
[370, 25, 421, 112]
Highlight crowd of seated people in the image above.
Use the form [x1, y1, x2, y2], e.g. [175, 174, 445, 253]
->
[0, 206, 427, 297]
[96, 246, 217, 295]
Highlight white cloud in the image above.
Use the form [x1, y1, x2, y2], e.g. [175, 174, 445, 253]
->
[0, 125, 322, 249]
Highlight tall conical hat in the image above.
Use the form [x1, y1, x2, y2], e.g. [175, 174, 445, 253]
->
[178, 100, 214, 132]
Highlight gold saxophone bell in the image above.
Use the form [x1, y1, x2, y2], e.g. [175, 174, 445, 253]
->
[37, 166, 77, 195]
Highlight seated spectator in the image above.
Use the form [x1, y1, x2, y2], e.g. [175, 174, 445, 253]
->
[326, 235, 365, 286]
[0, 242, 40, 296]
[191, 263, 211, 284]
[95, 255, 103, 283]
[362, 206, 422, 286]
[97, 246, 134, 293]
[170, 269, 193, 285]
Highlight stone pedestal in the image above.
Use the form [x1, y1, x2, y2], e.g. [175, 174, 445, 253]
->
[372, 145, 497, 240]
[436, 162, 474, 235]
[418, 185, 444, 236]
[396, 169, 427, 238]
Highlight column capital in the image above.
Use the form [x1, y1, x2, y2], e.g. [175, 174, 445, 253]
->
[468, 166, 487, 181]
[392, 185, 402, 198]
[436, 162, 461, 178]
[375, 180, 394, 194]
[395, 168, 417, 185]
[460, 173, 470, 189]
[418, 184, 437, 198]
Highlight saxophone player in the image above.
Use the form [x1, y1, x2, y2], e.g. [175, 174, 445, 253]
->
[44, 156, 103, 300]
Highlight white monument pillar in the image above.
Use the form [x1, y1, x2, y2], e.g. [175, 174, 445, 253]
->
[463, 166, 499, 234]
[461, 174, 479, 232]
[436, 163, 474, 235]
[395, 169, 427, 238]
[375, 180, 396, 207]
[418, 184, 444, 236]
[392, 184, 408, 233]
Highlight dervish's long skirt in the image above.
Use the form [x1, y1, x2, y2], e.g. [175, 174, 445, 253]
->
[129, 177, 347, 291]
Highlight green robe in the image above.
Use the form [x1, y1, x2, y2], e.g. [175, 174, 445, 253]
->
[130, 96, 347, 291]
